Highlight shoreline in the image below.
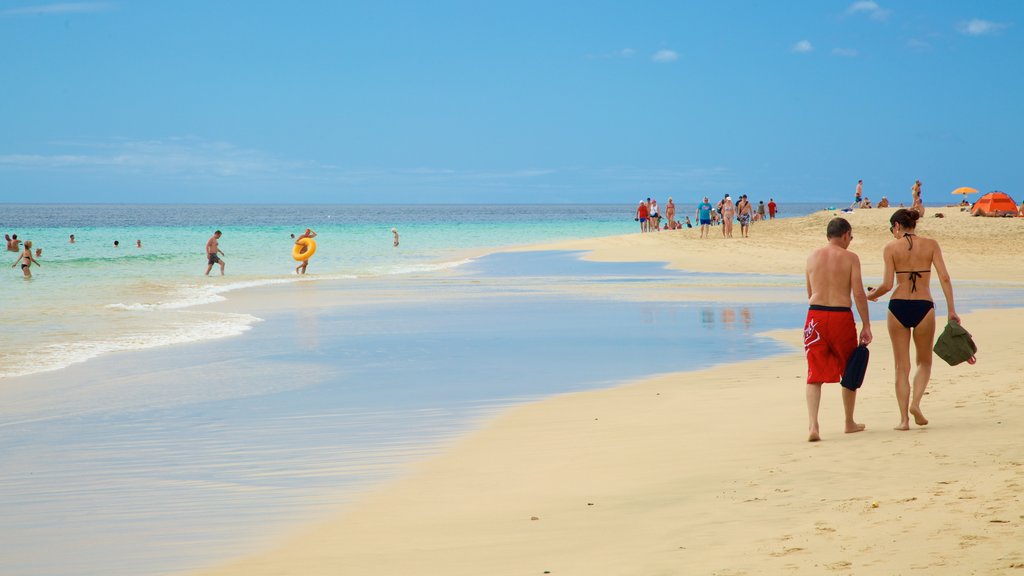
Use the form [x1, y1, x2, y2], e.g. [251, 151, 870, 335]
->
[189, 208, 1023, 575]
[191, 306, 1024, 576]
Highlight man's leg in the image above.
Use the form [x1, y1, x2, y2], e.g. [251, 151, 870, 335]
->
[841, 387, 866, 433]
[806, 383, 822, 442]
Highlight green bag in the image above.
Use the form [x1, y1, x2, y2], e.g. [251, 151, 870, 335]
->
[933, 320, 977, 366]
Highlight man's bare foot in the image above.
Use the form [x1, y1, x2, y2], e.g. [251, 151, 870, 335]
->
[909, 406, 928, 426]
[894, 421, 910, 431]
[845, 423, 866, 434]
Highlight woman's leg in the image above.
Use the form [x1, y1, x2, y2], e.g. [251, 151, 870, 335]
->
[909, 309, 937, 425]
[888, 312, 913, 430]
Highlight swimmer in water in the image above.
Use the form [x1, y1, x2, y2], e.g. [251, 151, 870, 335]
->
[12, 240, 41, 278]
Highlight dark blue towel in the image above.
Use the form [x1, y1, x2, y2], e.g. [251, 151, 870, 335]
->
[841, 345, 870, 390]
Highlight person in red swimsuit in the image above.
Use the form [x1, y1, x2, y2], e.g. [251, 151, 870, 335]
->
[804, 217, 872, 442]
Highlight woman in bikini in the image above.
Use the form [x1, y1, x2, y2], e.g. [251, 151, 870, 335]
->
[11, 240, 40, 278]
[867, 209, 958, 430]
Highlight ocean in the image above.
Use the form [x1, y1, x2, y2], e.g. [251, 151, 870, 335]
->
[0, 201, 1008, 576]
[1, 202, 829, 379]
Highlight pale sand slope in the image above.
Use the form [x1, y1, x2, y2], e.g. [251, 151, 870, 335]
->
[515, 207, 1024, 283]
[194, 210, 1023, 576]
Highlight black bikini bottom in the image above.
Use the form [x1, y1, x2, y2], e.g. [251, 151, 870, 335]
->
[888, 299, 934, 329]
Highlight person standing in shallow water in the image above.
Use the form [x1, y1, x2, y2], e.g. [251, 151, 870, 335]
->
[205, 230, 225, 276]
[867, 208, 959, 431]
[803, 217, 872, 442]
[12, 240, 41, 278]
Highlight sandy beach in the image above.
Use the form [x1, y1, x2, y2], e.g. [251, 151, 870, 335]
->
[190, 208, 1024, 576]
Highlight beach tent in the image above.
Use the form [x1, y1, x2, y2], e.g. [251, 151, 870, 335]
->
[971, 191, 1019, 217]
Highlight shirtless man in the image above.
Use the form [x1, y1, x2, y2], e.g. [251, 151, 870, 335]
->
[295, 228, 317, 274]
[205, 230, 225, 276]
[804, 217, 872, 442]
[736, 194, 753, 238]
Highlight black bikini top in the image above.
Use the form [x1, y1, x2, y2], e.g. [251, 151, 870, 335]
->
[896, 233, 929, 292]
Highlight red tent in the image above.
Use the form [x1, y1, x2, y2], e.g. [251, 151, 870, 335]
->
[972, 191, 1019, 217]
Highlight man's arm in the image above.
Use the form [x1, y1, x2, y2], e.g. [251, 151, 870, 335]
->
[849, 254, 872, 345]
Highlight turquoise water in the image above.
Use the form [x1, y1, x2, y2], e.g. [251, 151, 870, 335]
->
[1, 203, 831, 378]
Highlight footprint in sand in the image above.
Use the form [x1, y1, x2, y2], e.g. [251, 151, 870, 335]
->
[825, 560, 852, 571]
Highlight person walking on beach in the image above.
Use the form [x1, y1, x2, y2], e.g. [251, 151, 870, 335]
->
[757, 200, 766, 222]
[697, 197, 713, 238]
[649, 198, 661, 231]
[867, 209, 959, 431]
[665, 197, 676, 229]
[768, 198, 777, 219]
[721, 195, 736, 238]
[736, 194, 753, 238]
[11, 240, 40, 278]
[804, 217, 872, 442]
[294, 228, 317, 275]
[852, 180, 863, 209]
[911, 180, 925, 217]
[205, 230, 226, 276]
[392, 227, 399, 247]
[635, 201, 649, 233]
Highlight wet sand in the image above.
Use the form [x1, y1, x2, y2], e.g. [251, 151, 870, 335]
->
[192, 208, 1024, 575]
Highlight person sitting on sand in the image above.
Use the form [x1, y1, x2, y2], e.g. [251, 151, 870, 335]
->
[862, 197, 873, 209]
[877, 197, 890, 208]
[12, 240, 41, 278]
[804, 217, 872, 442]
[867, 209, 959, 431]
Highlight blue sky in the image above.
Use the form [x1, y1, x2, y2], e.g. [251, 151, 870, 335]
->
[1, 1, 1021, 204]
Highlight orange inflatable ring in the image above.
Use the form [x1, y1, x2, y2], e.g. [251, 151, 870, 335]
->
[292, 238, 317, 261]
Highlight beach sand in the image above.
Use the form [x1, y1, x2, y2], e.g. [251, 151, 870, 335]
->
[193, 208, 1024, 576]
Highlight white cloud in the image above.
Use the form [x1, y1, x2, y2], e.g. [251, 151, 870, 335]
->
[832, 48, 859, 57]
[956, 18, 1009, 36]
[847, 1, 890, 21]
[0, 2, 112, 16]
[652, 49, 678, 62]
[791, 40, 814, 53]
[0, 138, 319, 179]
[906, 38, 931, 50]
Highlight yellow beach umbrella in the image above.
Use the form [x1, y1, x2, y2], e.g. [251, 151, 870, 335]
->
[951, 186, 978, 196]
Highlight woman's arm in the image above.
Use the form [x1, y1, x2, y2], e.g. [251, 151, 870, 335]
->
[867, 243, 895, 301]
[931, 241, 958, 323]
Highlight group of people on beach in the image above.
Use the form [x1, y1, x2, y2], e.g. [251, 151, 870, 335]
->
[635, 196, 778, 237]
[850, 179, 921, 213]
[804, 208, 960, 441]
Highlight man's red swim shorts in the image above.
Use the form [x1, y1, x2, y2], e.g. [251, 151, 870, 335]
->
[804, 305, 857, 384]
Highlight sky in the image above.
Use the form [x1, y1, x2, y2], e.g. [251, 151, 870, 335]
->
[1, 1, 1021, 204]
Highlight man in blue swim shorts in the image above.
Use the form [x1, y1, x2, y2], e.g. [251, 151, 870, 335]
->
[697, 197, 714, 238]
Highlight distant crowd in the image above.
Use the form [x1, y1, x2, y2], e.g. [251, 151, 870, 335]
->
[633, 195, 778, 238]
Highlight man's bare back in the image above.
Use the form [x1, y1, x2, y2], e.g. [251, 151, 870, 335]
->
[806, 245, 860, 308]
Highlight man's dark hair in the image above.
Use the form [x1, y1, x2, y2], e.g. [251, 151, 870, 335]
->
[215, 230, 222, 235]
[826, 217, 851, 239]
